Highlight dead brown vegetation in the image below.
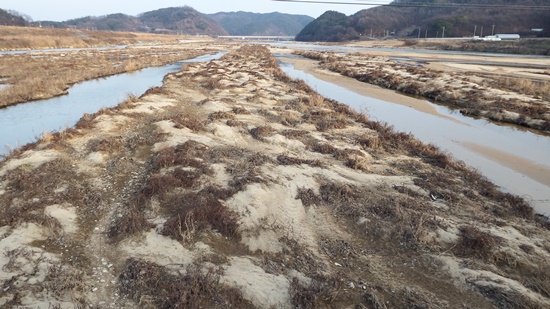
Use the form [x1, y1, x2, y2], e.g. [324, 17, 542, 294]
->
[0, 44, 213, 108]
[294, 50, 550, 134]
[119, 259, 254, 308]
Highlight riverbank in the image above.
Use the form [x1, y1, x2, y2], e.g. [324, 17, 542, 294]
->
[293, 49, 550, 135]
[0, 43, 232, 108]
[1, 45, 549, 308]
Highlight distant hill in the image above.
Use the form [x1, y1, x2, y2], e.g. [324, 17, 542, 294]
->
[0, 9, 29, 26]
[296, 0, 550, 42]
[295, 11, 358, 42]
[139, 7, 227, 36]
[208, 11, 313, 36]
[39, 6, 227, 36]
[53, 14, 146, 32]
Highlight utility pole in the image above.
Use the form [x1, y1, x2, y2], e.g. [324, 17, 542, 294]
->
[480, 25, 483, 37]
[418, 27, 421, 39]
[474, 25, 477, 37]
[425, 29, 428, 39]
[442, 26, 445, 39]
[492, 24, 495, 36]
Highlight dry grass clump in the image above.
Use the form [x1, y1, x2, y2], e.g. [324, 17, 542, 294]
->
[249, 125, 275, 141]
[0, 159, 102, 227]
[296, 50, 550, 134]
[161, 188, 240, 242]
[232, 106, 250, 114]
[453, 226, 498, 259]
[119, 259, 254, 309]
[107, 140, 213, 240]
[485, 76, 550, 100]
[140, 86, 167, 97]
[209, 111, 236, 121]
[87, 136, 125, 153]
[289, 275, 346, 309]
[295, 182, 435, 249]
[152, 140, 209, 171]
[0, 44, 209, 108]
[166, 104, 207, 132]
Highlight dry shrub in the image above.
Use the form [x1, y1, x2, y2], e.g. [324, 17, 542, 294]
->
[107, 205, 153, 240]
[161, 189, 240, 241]
[249, 125, 275, 141]
[453, 226, 498, 259]
[140, 86, 166, 97]
[232, 106, 250, 114]
[119, 259, 254, 309]
[203, 76, 226, 90]
[209, 111, 236, 121]
[226, 119, 244, 127]
[170, 104, 206, 132]
[87, 136, 125, 153]
[281, 129, 310, 140]
[152, 140, 209, 171]
[403, 39, 419, 47]
[289, 274, 346, 308]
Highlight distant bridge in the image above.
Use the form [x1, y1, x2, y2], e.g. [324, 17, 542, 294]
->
[217, 36, 295, 41]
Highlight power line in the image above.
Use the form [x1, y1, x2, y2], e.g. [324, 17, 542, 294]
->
[272, 0, 550, 10]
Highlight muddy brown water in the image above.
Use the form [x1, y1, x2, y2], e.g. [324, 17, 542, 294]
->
[278, 58, 550, 215]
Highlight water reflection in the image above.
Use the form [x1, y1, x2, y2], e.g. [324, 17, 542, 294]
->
[278, 59, 550, 215]
[0, 52, 226, 158]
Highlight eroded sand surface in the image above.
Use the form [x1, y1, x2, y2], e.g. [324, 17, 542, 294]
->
[0, 45, 549, 308]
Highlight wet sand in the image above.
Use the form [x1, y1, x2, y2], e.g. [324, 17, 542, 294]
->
[278, 55, 469, 124]
[277, 51, 550, 198]
[462, 141, 550, 188]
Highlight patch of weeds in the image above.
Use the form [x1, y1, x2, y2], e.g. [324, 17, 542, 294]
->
[140, 86, 166, 97]
[249, 125, 275, 141]
[226, 119, 244, 127]
[281, 129, 310, 140]
[477, 285, 542, 309]
[86, 136, 125, 153]
[319, 238, 357, 261]
[453, 226, 498, 259]
[209, 111, 236, 121]
[152, 140, 209, 171]
[289, 274, 347, 309]
[107, 204, 154, 241]
[44, 263, 86, 303]
[232, 106, 250, 114]
[170, 104, 207, 131]
[309, 141, 338, 155]
[161, 188, 240, 242]
[295, 188, 320, 207]
[119, 259, 255, 309]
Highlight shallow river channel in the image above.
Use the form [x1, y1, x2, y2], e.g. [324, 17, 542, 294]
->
[0, 52, 225, 158]
[0, 49, 548, 215]
[277, 57, 550, 215]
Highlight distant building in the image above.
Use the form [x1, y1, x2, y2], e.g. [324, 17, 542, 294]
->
[495, 34, 520, 40]
[531, 28, 543, 32]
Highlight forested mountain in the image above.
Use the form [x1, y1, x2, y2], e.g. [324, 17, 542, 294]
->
[37, 6, 228, 36]
[0, 9, 29, 26]
[50, 14, 146, 32]
[209, 11, 313, 36]
[296, 0, 550, 42]
[139, 7, 227, 36]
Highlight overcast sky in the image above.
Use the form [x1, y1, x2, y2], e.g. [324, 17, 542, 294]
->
[2, 0, 391, 21]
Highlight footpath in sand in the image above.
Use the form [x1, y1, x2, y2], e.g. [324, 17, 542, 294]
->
[1, 45, 550, 308]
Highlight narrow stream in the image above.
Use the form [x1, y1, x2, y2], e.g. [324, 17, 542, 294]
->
[278, 59, 550, 215]
[0, 52, 226, 158]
